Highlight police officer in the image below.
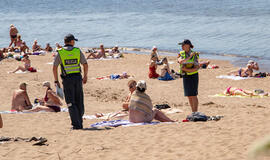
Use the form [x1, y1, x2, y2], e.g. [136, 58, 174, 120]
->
[53, 34, 88, 129]
[177, 39, 200, 114]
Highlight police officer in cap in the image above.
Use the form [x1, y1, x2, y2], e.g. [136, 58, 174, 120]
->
[177, 39, 200, 115]
[53, 34, 88, 129]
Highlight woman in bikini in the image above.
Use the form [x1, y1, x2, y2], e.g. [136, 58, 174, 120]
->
[228, 60, 259, 77]
[87, 44, 107, 59]
[10, 55, 33, 73]
[149, 55, 160, 78]
[31, 82, 62, 112]
[224, 87, 268, 96]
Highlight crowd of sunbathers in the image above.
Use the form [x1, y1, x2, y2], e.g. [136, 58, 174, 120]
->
[1, 24, 270, 129]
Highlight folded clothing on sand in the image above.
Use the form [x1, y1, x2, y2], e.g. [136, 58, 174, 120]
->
[91, 119, 172, 128]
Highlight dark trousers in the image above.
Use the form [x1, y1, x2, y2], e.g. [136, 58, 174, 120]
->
[62, 74, 84, 129]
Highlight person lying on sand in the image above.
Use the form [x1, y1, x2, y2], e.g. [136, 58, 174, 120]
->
[224, 87, 268, 97]
[10, 55, 36, 73]
[87, 44, 107, 59]
[0, 114, 3, 128]
[32, 40, 42, 52]
[149, 55, 160, 78]
[129, 80, 175, 123]
[30, 81, 62, 112]
[122, 80, 137, 111]
[228, 60, 259, 77]
[11, 82, 32, 111]
[97, 72, 131, 80]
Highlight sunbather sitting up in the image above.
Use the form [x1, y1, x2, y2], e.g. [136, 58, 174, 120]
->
[122, 80, 137, 111]
[158, 57, 175, 80]
[11, 82, 33, 111]
[87, 44, 107, 59]
[10, 55, 36, 73]
[129, 80, 175, 123]
[30, 81, 62, 112]
[149, 55, 160, 78]
[228, 60, 259, 77]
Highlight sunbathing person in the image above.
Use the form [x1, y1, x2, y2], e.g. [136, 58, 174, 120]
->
[20, 41, 30, 53]
[158, 57, 175, 80]
[224, 87, 268, 96]
[228, 60, 259, 77]
[97, 72, 131, 80]
[30, 82, 62, 112]
[87, 44, 106, 59]
[10, 55, 36, 73]
[149, 55, 160, 78]
[9, 24, 18, 47]
[129, 80, 175, 123]
[32, 40, 42, 52]
[122, 80, 137, 111]
[0, 114, 2, 128]
[11, 82, 32, 111]
[45, 43, 53, 52]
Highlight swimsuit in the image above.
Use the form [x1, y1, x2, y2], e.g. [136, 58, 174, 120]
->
[44, 88, 61, 112]
[149, 65, 159, 78]
[110, 74, 120, 79]
[226, 87, 243, 95]
[11, 35, 17, 39]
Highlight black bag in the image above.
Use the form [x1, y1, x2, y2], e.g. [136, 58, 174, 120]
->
[187, 112, 208, 122]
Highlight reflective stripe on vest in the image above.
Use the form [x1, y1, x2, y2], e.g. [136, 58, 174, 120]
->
[58, 48, 81, 75]
[179, 50, 199, 76]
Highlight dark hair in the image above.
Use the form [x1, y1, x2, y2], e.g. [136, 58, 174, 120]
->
[137, 87, 145, 93]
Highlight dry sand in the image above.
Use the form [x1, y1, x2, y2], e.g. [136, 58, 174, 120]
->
[0, 52, 269, 160]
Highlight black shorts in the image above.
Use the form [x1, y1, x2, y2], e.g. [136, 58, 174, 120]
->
[183, 73, 199, 96]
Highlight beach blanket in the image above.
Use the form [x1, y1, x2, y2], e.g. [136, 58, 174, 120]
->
[91, 119, 172, 128]
[94, 76, 134, 80]
[209, 94, 269, 98]
[216, 75, 250, 80]
[0, 108, 68, 114]
[83, 108, 182, 120]
[87, 56, 121, 61]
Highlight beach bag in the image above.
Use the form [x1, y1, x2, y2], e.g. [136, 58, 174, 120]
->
[187, 112, 208, 122]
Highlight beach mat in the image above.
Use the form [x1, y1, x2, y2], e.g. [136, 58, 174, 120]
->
[216, 75, 250, 80]
[91, 119, 172, 128]
[87, 56, 121, 61]
[0, 108, 68, 114]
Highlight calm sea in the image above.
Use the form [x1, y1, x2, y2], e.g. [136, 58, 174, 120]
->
[1, 0, 270, 71]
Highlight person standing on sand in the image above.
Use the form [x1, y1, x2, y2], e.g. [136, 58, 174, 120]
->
[177, 39, 200, 115]
[53, 34, 88, 130]
[9, 24, 19, 47]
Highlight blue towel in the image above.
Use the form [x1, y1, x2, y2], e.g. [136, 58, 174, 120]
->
[158, 72, 174, 81]
[91, 119, 163, 128]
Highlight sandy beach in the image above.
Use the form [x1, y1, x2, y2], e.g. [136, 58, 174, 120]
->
[0, 52, 269, 160]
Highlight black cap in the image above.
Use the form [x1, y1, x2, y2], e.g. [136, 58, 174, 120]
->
[64, 34, 78, 42]
[178, 39, 193, 48]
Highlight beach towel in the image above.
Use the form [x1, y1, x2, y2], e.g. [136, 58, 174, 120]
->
[158, 72, 174, 81]
[0, 108, 68, 114]
[209, 94, 269, 98]
[90, 119, 172, 128]
[83, 112, 128, 120]
[87, 56, 121, 61]
[216, 75, 250, 80]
